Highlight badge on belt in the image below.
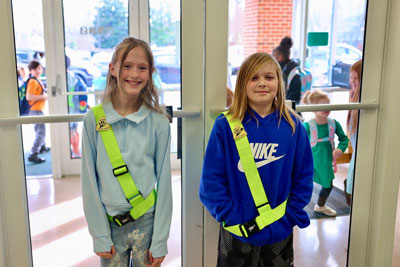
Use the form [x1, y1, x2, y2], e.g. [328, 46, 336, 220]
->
[96, 116, 111, 131]
[233, 125, 247, 139]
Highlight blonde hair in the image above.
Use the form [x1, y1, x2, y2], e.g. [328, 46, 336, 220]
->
[347, 59, 362, 135]
[226, 86, 233, 107]
[103, 37, 164, 115]
[227, 52, 298, 133]
[302, 89, 330, 105]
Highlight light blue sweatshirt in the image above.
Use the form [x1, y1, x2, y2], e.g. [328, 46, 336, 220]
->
[81, 100, 172, 258]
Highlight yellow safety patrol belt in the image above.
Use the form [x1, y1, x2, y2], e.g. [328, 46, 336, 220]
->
[222, 112, 287, 237]
[92, 104, 156, 227]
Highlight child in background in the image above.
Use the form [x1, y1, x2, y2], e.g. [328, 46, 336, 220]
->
[26, 60, 49, 163]
[81, 37, 172, 267]
[17, 65, 27, 87]
[302, 90, 349, 216]
[200, 52, 314, 267]
[345, 59, 362, 205]
[65, 55, 89, 158]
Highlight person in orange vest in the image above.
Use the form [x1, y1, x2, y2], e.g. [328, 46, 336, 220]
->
[26, 60, 49, 163]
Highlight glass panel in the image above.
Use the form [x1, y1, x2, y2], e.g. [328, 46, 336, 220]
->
[306, 0, 366, 88]
[227, 0, 244, 92]
[149, 0, 181, 265]
[12, 0, 52, 174]
[305, 0, 334, 87]
[63, 0, 129, 159]
[227, 0, 368, 266]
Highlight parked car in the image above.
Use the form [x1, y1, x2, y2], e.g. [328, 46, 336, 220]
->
[332, 62, 353, 88]
[65, 48, 101, 87]
[153, 48, 180, 87]
[331, 43, 362, 88]
[16, 49, 100, 88]
[92, 51, 113, 76]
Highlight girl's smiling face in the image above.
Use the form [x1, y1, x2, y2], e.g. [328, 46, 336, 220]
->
[314, 98, 330, 120]
[349, 70, 359, 98]
[110, 46, 150, 99]
[246, 63, 278, 115]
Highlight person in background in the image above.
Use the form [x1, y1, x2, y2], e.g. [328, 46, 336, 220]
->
[302, 90, 349, 216]
[81, 37, 172, 267]
[17, 65, 27, 87]
[66, 55, 89, 158]
[26, 60, 49, 163]
[200, 52, 313, 266]
[272, 36, 302, 104]
[345, 59, 362, 205]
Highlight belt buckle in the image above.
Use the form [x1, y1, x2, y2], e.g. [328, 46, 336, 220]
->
[113, 165, 129, 177]
[113, 212, 135, 227]
[240, 219, 260, 237]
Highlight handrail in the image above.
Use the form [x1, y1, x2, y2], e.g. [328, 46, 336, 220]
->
[209, 101, 379, 119]
[295, 102, 379, 112]
[0, 109, 201, 126]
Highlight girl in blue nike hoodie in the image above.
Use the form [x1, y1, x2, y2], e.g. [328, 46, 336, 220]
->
[200, 52, 313, 267]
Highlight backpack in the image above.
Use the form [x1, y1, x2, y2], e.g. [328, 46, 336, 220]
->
[19, 77, 42, 116]
[309, 118, 338, 173]
[287, 66, 312, 99]
[67, 75, 88, 114]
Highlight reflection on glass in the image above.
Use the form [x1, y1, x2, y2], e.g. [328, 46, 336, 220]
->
[63, 0, 129, 159]
[227, 0, 244, 90]
[149, 0, 181, 106]
[306, 0, 366, 88]
[149, 0, 182, 266]
[12, 0, 52, 172]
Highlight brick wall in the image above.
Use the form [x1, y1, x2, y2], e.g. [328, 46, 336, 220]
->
[244, 0, 293, 57]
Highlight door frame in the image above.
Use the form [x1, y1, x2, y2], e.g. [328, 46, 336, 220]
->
[199, 0, 400, 266]
[42, 0, 148, 178]
[1, 0, 400, 266]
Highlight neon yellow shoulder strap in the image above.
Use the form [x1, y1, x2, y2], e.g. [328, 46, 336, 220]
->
[221, 112, 287, 237]
[91, 104, 156, 226]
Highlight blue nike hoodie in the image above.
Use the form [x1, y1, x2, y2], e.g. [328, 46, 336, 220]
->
[199, 110, 313, 246]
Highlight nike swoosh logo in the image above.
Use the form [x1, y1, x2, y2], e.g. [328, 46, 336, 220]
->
[238, 155, 285, 172]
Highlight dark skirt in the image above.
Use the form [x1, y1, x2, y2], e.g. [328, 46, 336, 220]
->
[217, 225, 294, 267]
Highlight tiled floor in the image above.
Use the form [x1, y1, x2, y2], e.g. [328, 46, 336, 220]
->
[27, 173, 181, 267]
[26, 164, 400, 267]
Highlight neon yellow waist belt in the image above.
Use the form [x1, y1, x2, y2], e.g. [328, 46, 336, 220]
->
[92, 104, 156, 227]
[222, 112, 287, 237]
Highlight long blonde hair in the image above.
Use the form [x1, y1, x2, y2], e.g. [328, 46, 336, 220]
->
[347, 59, 362, 135]
[227, 52, 298, 133]
[103, 37, 164, 115]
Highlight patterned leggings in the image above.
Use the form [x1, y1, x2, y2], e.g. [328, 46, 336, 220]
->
[217, 225, 294, 267]
[101, 212, 154, 267]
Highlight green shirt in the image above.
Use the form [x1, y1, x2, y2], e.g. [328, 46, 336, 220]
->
[304, 119, 349, 188]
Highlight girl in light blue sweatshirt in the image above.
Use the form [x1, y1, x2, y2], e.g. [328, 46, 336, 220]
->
[81, 37, 172, 267]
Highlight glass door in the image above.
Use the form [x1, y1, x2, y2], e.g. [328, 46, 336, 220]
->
[1, 0, 205, 266]
[1, 0, 400, 267]
[12, 0, 52, 177]
[203, 0, 399, 266]
[40, 0, 131, 177]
